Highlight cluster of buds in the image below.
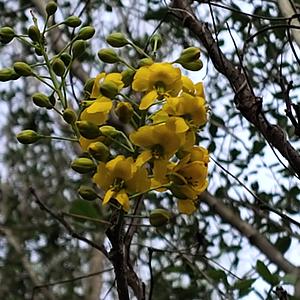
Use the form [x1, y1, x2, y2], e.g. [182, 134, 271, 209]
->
[72, 32, 209, 223]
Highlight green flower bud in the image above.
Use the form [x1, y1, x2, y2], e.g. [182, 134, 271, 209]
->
[52, 58, 65, 76]
[60, 53, 72, 66]
[71, 157, 96, 174]
[35, 46, 43, 56]
[106, 32, 128, 48]
[149, 33, 162, 51]
[77, 26, 95, 40]
[0, 26, 15, 44]
[32, 92, 53, 108]
[99, 125, 118, 137]
[179, 59, 203, 71]
[88, 141, 110, 161]
[0, 68, 20, 81]
[149, 208, 172, 227]
[138, 57, 154, 67]
[64, 16, 82, 28]
[63, 108, 77, 124]
[78, 185, 98, 201]
[76, 121, 101, 139]
[115, 102, 133, 123]
[72, 39, 87, 58]
[16, 130, 41, 144]
[13, 62, 33, 76]
[97, 48, 120, 63]
[83, 78, 95, 97]
[169, 185, 189, 199]
[121, 68, 135, 87]
[46, 1, 58, 16]
[177, 47, 201, 64]
[100, 80, 119, 98]
[28, 25, 41, 42]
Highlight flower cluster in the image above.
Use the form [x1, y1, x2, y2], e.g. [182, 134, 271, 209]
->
[75, 36, 209, 215]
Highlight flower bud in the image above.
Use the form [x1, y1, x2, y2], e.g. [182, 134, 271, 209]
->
[99, 125, 118, 137]
[32, 92, 53, 108]
[169, 185, 189, 199]
[177, 47, 201, 64]
[0, 68, 20, 81]
[76, 121, 101, 139]
[13, 62, 33, 76]
[72, 39, 86, 58]
[35, 46, 43, 56]
[138, 57, 154, 67]
[121, 68, 135, 87]
[100, 80, 119, 98]
[16, 130, 41, 144]
[63, 108, 77, 124]
[149, 33, 162, 51]
[167, 172, 187, 185]
[0, 26, 15, 44]
[78, 185, 98, 201]
[180, 60, 203, 71]
[149, 209, 172, 227]
[98, 48, 120, 63]
[106, 32, 128, 47]
[60, 53, 72, 66]
[52, 58, 65, 76]
[64, 16, 82, 28]
[83, 78, 95, 96]
[88, 141, 109, 161]
[46, 1, 57, 16]
[115, 102, 133, 123]
[28, 25, 41, 42]
[71, 157, 96, 174]
[77, 26, 95, 40]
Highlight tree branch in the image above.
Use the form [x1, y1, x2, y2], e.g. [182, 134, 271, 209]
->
[171, 0, 300, 177]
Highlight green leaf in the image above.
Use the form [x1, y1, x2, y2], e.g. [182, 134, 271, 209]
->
[233, 278, 256, 298]
[256, 260, 279, 285]
[69, 199, 101, 221]
[282, 273, 297, 285]
[274, 236, 291, 254]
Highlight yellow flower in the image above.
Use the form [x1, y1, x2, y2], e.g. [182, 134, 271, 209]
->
[182, 76, 205, 98]
[93, 155, 150, 211]
[132, 63, 182, 110]
[81, 96, 112, 125]
[79, 136, 105, 151]
[163, 92, 207, 128]
[177, 199, 198, 215]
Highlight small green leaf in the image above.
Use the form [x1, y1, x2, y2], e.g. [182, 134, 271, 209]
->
[69, 199, 101, 221]
[256, 260, 279, 285]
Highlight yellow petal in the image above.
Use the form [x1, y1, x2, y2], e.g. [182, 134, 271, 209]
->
[136, 150, 152, 167]
[166, 117, 189, 133]
[93, 162, 113, 190]
[127, 166, 150, 193]
[153, 159, 169, 182]
[139, 90, 158, 110]
[86, 98, 112, 113]
[177, 199, 197, 215]
[130, 126, 155, 148]
[132, 67, 151, 91]
[91, 73, 106, 98]
[103, 188, 115, 205]
[115, 189, 130, 211]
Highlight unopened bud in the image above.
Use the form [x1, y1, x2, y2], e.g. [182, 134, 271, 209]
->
[83, 78, 95, 96]
[16, 130, 41, 144]
[28, 25, 41, 42]
[76, 121, 101, 139]
[35, 46, 43, 56]
[98, 48, 120, 63]
[138, 58, 154, 67]
[88, 141, 109, 161]
[60, 53, 72, 66]
[52, 58, 65, 76]
[0, 68, 20, 81]
[149, 33, 162, 51]
[0, 26, 15, 44]
[99, 125, 118, 137]
[72, 39, 86, 58]
[106, 32, 128, 48]
[13, 62, 33, 76]
[32, 92, 53, 108]
[63, 108, 77, 124]
[121, 69, 135, 87]
[177, 47, 201, 64]
[180, 60, 203, 71]
[78, 185, 98, 201]
[100, 80, 119, 98]
[115, 102, 133, 123]
[46, 1, 58, 16]
[77, 26, 95, 40]
[64, 16, 82, 28]
[149, 208, 172, 227]
[71, 157, 96, 174]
